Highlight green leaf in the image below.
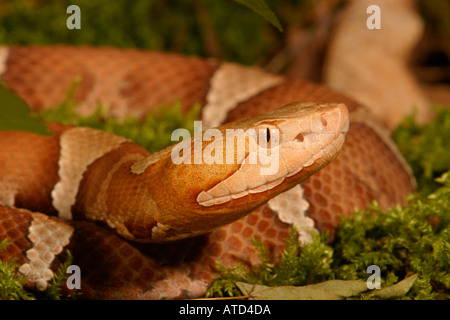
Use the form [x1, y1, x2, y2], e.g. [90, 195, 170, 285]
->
[369, 274, 418, 299]
[232, 0, 283, 32]
[236, 280, 368, 300]
[0, 83, 51, 135]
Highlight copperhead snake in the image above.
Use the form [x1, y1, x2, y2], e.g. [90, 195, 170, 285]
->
[0, 46, 415, 299]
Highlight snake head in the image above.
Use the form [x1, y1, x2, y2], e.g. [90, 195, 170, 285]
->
[146, 102, 349, 242]
[196, 102, 349, 205]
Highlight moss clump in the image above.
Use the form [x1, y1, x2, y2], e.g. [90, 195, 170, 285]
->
[207, 231, 334, 298]
[392, 106, 450, 195]
[332, 174, 450, 299]
[0, 240, 34, 300]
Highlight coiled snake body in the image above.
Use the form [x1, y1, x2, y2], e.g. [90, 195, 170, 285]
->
[0, 46, 415, 299]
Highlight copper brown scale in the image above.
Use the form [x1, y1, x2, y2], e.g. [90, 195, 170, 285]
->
[0, 46, 415, 299]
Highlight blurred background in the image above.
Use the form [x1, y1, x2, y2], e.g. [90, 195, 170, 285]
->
[0, 0, 449, 128]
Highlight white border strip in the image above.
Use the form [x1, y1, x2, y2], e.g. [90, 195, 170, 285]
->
[202, 63, 283, 129]
[0, 46, 9, 76]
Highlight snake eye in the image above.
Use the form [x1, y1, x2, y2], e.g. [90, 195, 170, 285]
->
[255, 124, 279, 148]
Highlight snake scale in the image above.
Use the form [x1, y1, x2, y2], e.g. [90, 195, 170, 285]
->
[0, 46, 415, 299]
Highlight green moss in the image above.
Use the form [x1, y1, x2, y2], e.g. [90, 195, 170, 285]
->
[0, 240, 34, 300]
[207, 231, 335, 298]
[392, 105, 450, 195]
[334, 177, 450, 299]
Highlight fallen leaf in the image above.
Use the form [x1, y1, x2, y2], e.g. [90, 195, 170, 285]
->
[236, 280, 368, 300]
[369, 274, 418, 299]
[307, 279, 369, 298]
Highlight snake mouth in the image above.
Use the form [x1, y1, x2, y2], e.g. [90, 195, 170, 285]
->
[196, 103, 349, 208]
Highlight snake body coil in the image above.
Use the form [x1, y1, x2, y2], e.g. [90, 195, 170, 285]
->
[0, 46, 415, 299]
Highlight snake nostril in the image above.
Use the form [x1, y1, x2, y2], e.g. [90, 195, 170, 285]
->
[321, 116, 328, 127]
[295, 133, 304, 142]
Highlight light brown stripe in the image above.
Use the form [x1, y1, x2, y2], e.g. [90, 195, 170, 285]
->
[0, 46, 9, 76]
[267, 184, 315, 244]
[18, 212, 73, 291]
[52, 127, 128, 220]
[202, 63, 283, 129]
